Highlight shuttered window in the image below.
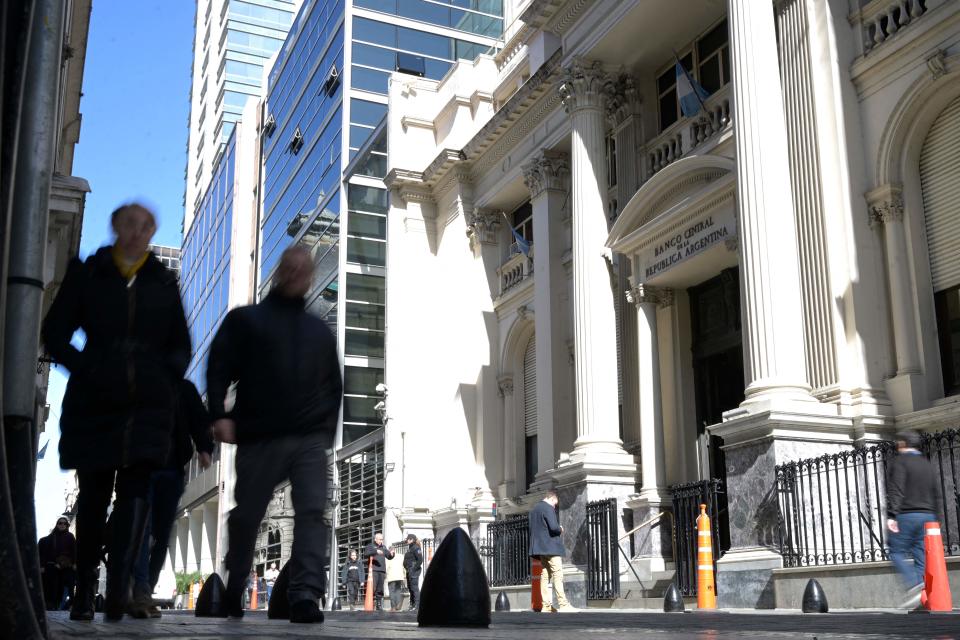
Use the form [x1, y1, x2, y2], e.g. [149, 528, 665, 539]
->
[523, 337, 537, 437]
[920, 95, 960, 293]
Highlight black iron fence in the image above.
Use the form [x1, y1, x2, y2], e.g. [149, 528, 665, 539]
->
[485, 514, 530, 587]
[585, 498, 620, 599]
[776, 429, 960, 568]
[670, 479, 724, 596]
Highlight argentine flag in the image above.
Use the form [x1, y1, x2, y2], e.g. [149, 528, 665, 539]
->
[675, 61, 710, 118]
[510, 225, 531, 256]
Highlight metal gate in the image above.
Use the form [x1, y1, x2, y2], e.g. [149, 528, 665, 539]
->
[585, 498, 620, 599]
[670, 479, 724, 596]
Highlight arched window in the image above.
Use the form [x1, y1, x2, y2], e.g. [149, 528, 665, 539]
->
[523, 336, 537, 489]
[921, 95, 960, 397]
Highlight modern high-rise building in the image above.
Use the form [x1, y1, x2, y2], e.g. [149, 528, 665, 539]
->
[149, 244, 182, 277]
[184, 0, 301, 229]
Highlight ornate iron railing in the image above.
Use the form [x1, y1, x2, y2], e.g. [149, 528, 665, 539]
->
[485, 514, 531, 587]
[585, 498, 620, 599]
[776, 429, 960, 568]
[670, 479, 725, 596]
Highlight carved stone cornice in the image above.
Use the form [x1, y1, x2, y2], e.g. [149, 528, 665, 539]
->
[399, 185, 436, 207]
[626, 284, 674, 308]
[465, 208, 501, 245]
[605, 73, 641, 127]
[522, 151, 569, 198]
[866, 184, 904, 228]
[497, 374, 514, 397]
[558, 58, 608, 114]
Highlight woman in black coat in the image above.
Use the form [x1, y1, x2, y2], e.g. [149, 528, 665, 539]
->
[42, 203, 190, 621]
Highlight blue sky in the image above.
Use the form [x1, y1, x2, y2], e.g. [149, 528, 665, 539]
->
[35, 0, 195, 527]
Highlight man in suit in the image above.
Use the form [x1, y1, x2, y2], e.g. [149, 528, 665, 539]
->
[528, 489, 576, 612]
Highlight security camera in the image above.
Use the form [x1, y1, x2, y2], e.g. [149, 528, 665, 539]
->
[375, 383, 388, 395]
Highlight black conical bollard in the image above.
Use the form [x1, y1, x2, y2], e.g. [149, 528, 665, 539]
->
[267, 562, 291, 620]
[417, 528, 490, 627]
[332, 597, 342, 611]
[495, 590, 510, 612]
[663, 582, 685, 613]
[801, 578, 828, 613]
[195, 573, 227, 617]
[94, 593, 104, 612]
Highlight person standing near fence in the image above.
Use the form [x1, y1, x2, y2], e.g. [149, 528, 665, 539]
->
[886, 429, 941, 609]
[339, 550, 363, 610]
[403, 534, 422, 611]
[528, 489, 576, 612]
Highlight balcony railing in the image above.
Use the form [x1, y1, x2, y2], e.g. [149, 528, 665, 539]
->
[645, 84, 732, 181]
[497, 248, 534, 297]
[860, 0, 927, 53]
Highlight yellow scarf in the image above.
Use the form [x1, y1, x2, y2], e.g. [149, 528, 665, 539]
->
[111, 246, 149, 280]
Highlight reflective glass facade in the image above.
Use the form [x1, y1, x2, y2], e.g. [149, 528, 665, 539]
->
[182, 133, 236, 395]
[260, 0, 501, 447]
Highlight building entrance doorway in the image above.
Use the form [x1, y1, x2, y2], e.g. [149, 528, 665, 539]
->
[688, 267, 743, 553]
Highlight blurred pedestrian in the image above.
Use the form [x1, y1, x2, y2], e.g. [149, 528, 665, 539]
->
[403, 534, 422, 611]
[208, 246, 342, 624]
[529, 489, 576, 612]
[43, 203, 190, 621]
[339, 550, 363, 610]
[363, 532, 394, 611]
[38, 517, 76, 610]
[887, 430, 940, 609]
[265, 562, 280, 601]
[386, 550, 406, 612]
[127, 379, 214, 618]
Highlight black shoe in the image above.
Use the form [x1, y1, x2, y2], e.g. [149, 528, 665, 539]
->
[289, 600, 324, 624]
[225, 587, 244, 619]
[70, 569, 97, 621]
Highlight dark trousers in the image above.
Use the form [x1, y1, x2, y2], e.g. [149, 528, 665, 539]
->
[406, 573, 420, 608]
[346, 580, 359, 605]
[42, 564, 73, 610]
[372, 571, 385, 606]
[226, 432, 329, 605]
[133, 467, 186, 594]
[75, 466, 152, 579]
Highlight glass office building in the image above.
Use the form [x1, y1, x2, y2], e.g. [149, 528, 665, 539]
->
[260, 0, 503, 446]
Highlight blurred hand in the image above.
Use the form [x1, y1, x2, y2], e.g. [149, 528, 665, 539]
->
[198, 451, 213, 469]
[887, 518, 899, 534]
[213, 418, 237, 444]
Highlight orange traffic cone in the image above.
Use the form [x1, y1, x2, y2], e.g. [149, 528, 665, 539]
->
[364, 557, 375, 612]
[251, 576, 258, 610]
[696, 504, 717, 610]
[531, 557, 543, 612]
[922, 521, 952, 611]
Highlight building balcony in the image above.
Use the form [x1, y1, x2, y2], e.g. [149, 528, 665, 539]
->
[497, 247, 534, 297]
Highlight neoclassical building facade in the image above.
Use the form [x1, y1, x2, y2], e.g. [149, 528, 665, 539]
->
[380, 0, 960, 607]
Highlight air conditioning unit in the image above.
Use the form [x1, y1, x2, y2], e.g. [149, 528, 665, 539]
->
[395, 52, 425, 77]
[289, 126, 304, 153]
[322, 64, 340, 96]
[263, 113, 276, 136]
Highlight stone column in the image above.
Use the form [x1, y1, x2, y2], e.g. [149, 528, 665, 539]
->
[626, 285, 671, 504]
[557, 59, 629, 458]
[523, 151, 570, 480]
[727, 0, 816, 408]
[867, 185, 923, 412]
[497, 374, 516, 499]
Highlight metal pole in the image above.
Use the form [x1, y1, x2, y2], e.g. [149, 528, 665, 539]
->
[3, 1, 66, 637]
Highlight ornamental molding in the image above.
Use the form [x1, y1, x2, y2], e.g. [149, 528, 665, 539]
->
[465, 208, 501, 245]
[605, 73, 641, 127]
[399, 186, 436, 206]
[865, 184, 904, 228]
[517, 304, 534, 322]
[558, 58, 608, 113]
[498, 374, 514, 397]
[522, 151, 570, 198]
[626, 284, 674, 308]
[926, 49, 947, 80]
[724, 235, 740, 253]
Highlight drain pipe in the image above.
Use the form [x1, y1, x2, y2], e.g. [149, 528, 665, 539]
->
[3, 0, 66, 637]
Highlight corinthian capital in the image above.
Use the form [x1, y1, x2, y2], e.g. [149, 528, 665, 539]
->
[522, 151, 569, 198]
[465, 208, 501, 245]
[626, 284, 673, 308]
[605, 73, 641, 127]
[558, 58, 609, 114]
[866, 184, 904, 228]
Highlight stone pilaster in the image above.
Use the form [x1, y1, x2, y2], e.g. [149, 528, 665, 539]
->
[868, 184, 923, 413]
[523, 151, 571, 481]
[497, 374, 517, 500]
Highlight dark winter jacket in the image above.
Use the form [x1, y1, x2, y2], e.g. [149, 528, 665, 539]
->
[168, 379, 214, 469]
[340, 559, 364, 584]
[38, 530, 76, 567]
[42, 247, 191, 471]
[886, 450, 941, 517]
[363, 542, 394, 574]
[404, 543, 423, 577]
[528, 500, 565, 557]
[206, 291, 342, 444]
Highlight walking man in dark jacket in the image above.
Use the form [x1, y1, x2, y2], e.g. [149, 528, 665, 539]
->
[208, 246, 343, 624]
[403, 534, 423, 610]
[363, 532, 394, 610]
[128, 379, 214, 618]
[528, 489, 575, 612]
[887, 430, 941, 609]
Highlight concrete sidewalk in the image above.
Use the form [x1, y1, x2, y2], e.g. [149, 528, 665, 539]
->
[46, 608, 960, 639]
